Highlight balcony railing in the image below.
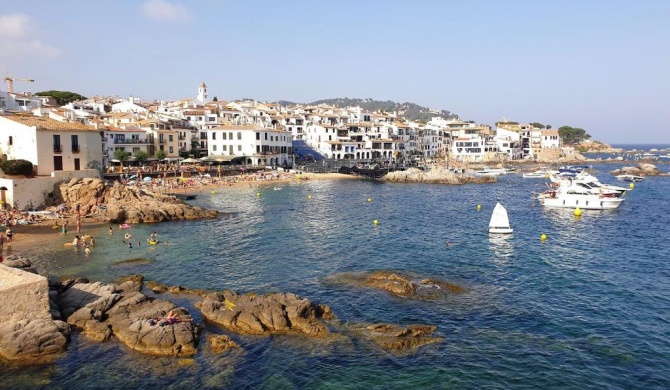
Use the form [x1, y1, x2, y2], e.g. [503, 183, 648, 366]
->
[72, 145, 80, 153]
[114, 139, 149, 144]
[53, 145, 62, 153]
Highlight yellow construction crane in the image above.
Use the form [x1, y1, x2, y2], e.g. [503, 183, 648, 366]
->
[4, 74, 35, 93]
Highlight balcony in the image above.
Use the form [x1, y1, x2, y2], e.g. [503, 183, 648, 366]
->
[113, 139, 149, 144]
[72, 145, 80, 153]
[53, 145, 62, 154]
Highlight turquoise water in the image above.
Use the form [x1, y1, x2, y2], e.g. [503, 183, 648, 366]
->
[2, 163, 670, 389]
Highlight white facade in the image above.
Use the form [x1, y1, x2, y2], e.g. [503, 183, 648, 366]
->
[0, 113, 103, 175]
[111, 97, 148, 114]
[541, 130, 561, 149]
[207, 125, 293, 166]
[451, 136, 485, 162]
[0, 91, 41, 113]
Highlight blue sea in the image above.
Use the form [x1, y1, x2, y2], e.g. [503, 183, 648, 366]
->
[2, 162, 670, 389]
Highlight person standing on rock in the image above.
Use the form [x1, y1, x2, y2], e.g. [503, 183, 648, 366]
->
[5, 228, 12, 243]
[61, 221, 68, 235]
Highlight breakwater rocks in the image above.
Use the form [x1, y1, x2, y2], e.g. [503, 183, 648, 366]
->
[610, 163, 665, 177]
[59, 178, 218, 223]
[382, 167, 496, 184]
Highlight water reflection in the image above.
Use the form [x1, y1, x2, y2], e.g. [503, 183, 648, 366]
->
[488, 234, 514, 264]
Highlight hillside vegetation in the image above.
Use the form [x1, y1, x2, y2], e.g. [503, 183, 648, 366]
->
[281, 97, 458, 122]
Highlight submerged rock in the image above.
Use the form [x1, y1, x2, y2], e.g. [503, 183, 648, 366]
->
[200, 291, 332, 337]
[353, 323, 442, 351]
[324, 270, 468, 300]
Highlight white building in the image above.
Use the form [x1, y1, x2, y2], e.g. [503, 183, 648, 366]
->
[207, 124, 293, 167]
[0, 112, 102, 175]
[450, 136, 486, 162]
[540, 130, 561, 149]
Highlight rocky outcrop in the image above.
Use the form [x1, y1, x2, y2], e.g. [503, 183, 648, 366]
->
[58, 178, 218, 223]
[353, 323, 442, 351]
[200, 291, 333, 337]
[56, 278, 199, 356]
[0, 260, 71, 361]
[611, 163, 663, 177]
[324, 270, 468, 300]
[383, 168, 496, 184]
[0, 318, 71, 361]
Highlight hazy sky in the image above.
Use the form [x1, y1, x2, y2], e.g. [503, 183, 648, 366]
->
[1, 0, 668, 143]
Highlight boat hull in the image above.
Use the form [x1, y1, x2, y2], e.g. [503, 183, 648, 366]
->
[489, 228, 513, 234]
[539, 196, 624, 210]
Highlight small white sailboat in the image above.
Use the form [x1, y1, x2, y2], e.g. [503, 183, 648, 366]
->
[488, 202, 513, 234]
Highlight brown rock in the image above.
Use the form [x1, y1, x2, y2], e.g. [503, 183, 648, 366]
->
[200, 291, 330, 337]
[0, 319, 71, 360]
[359, 323, 442, 351]
[209, 334, 239, 353]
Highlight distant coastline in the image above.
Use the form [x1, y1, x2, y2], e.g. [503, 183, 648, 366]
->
[610, 143, 670, 151]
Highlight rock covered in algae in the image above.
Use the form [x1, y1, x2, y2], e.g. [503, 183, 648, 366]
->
[324, 270, 468, 300]
[354, 323, 442, 351]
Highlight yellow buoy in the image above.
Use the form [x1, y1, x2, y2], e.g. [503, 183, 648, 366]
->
[477, 204, 482, 211]
[308, 195, 312, 200]
[256, 192, 261, 196]
[541, 233, 547, 241]
[629, 182, 634, 189]
[373, 220, 379, 225]
[368, 198, 372, 202]
[211, 190, 217, 194]
[574, 207, 582, 217]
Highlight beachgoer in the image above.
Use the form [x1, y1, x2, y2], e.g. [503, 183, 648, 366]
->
[72, 235, 80, 247]
[0, 232, 4, 250]
[89, 237, 95, 247]
[151, 231, 157, 238]
[6, 228, 13, 243]
[76, 218, 81, 234]
[148, 309, 190, 326]
[124, 232, 132, 240]
[84, 247, 91, 254]
[128, 242, 133, 249]
[108, 226, 113, 235]
[61, 222, 68, 235]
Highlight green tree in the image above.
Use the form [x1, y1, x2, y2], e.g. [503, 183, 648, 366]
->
[35, 90, 87, 105]
[546, 125, 552, 130]
[530, 122, 545, 129]
[212, 96, 218, 102]
[0, 159, 34, 175]
[155, 150, 166, 160]
[558, 126, 591, 145]
[114, 150, 131, 165]
[134, 150, 149, 165]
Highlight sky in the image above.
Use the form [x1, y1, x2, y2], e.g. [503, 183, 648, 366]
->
[0, 0, 668, 143]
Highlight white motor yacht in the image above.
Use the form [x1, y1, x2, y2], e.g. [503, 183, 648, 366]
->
[538, 182, 625, 210]
[476, 167, 507, 176]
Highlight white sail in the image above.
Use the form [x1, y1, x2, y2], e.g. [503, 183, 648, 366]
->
[489, 202, 513, 234]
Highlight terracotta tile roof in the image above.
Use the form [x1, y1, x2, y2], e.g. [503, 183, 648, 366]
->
[0, 113, 97, 132]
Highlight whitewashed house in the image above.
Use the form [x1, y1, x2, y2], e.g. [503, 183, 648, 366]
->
[207, 124, 293, 167]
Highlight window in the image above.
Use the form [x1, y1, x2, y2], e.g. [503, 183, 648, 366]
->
[222, 132, 227, 140]
[74, 158, 80, 170]
[169, 146, 173, 153]
[212, 132, 216, 140]
[256, 133, 260, 140]
[213, 145, 217, 151]
[8, 136, 12, 146]
[53, 135, 62, 152]
[169, 134, 173, 142]
[265, 133, 268, 140]
[71, 134, 79, 152]
[238, 145, 242, 152]
[237, 132, 242, 140]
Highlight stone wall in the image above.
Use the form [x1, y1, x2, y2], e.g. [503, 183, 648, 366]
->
[0, 265, 51, 320]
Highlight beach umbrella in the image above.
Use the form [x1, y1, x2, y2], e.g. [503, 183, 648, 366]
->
[143, 176, 152, 181]
[129, 175, 137, 179]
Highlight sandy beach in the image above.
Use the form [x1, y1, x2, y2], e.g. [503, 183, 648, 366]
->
[1, 172, 359, 252]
